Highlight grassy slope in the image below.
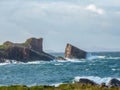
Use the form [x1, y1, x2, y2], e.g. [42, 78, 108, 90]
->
[0, 83, 119, 90]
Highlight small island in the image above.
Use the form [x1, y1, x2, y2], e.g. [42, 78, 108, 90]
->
[0, 37, 55, 62]
[65, 43, 87, 59]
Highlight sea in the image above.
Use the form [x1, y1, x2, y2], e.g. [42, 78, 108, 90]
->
[0, 52, 120, 86]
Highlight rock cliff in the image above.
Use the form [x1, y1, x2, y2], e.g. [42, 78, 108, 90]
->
[25, 38, 43, 52]
[65, 43, 87, 59]
[0, 38, 55, 62]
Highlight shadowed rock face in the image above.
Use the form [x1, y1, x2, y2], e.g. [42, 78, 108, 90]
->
[0, 38, 55, 62]
[56, 56, 66, 60]
[65, 43, 87, 59]
[108, 78, 120, 87]
[25, 38, 43, 52]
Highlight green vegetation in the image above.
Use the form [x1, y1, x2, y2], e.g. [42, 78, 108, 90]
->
[0, 83, 119, 90]
[21, 43, 29, 47]
[0, 41, 13, 50]
[0, 45, 6, 49]
[22, 38, 34, 47]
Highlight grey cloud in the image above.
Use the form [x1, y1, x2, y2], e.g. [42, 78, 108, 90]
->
[0, 0, 120, 51]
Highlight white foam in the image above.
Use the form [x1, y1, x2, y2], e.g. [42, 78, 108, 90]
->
[112, 68, 116, 71]
[0, 63, 10, 66]
[27, 83, 38, 87]
[111, 68, 120, 71]
[24, 61, 53, 65]
[73, 76, 120, 85]
[65, 58, 86, 62]
[54, 63, 63, 66]
[87, 53, 106, 60]
[0, 60, 22, 66]
[56, 58, 85, 63]
[51, 83, 63, 87]
[86, 53, 120, 60]
[27, 61, 41, 64]
[107, 57, 120, 60]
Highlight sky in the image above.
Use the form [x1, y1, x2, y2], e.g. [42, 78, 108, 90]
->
[0, 0, 120, 52]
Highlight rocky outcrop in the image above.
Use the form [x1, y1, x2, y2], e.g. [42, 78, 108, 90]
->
[0, 38, 55, 62]
[108, 78, 120, 87]
[65, 43, 87, 59]
[56, 56, 66, 60]
[79, 78, 97, 85]
[76, 78, 120, 88]
[25, 38, 43, 52]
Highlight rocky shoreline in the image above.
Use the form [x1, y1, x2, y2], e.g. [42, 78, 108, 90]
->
[0, 78, 120, 90]
[77, 78, 120, 88]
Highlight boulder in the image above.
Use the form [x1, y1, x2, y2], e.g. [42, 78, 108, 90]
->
[0, 37, 55, 62]
[79, 78, 97, 85]
[108, 78, 120, 87]
[65, 43, 87, 59]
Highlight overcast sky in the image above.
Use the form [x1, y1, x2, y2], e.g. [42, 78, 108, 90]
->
[0, 0, 120, 52]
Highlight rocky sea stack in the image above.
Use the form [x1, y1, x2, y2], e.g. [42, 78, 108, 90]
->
[65, 43, 87, 59]
[0, 37, 55, 62]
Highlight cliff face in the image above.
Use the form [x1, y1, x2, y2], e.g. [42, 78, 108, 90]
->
[65, 43, 87, 59]
[25, 38, 43, 52]
[0, 38, 55, 62]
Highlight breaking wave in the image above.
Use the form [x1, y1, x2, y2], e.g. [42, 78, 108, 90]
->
[73, 76, 120, 85]
[86, 53, 120, 60]
[0, 57, 120, 66]
[86, 53, 106, 60]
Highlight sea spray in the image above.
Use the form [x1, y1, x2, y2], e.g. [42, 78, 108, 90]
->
[73, 76, 120, 85]
[86, 52, 106, 60]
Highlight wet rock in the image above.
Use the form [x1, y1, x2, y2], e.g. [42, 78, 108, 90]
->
[65, 43, 87, 59]
[56, 56, 66, 60]
[79, 78, 97, 85]
[108, 78, 120, 87]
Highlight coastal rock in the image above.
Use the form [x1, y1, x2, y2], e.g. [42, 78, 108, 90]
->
[79, 78, 97, 85]
[0, 37, 55, 62]
[56, 56, 66, 60]
[108, 78, 120, 87]
[25, 38, 43, 52]
[65, 43, 87, 59]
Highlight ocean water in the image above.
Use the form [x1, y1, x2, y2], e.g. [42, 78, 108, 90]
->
[0, 52, 120, 86]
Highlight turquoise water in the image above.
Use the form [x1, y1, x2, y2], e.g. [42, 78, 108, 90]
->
[0, 52, 120, 86]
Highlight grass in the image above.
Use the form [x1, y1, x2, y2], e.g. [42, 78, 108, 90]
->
[0, 41, 14, 50]
[0, 83, 119, 90]
[0, 45, 7, 49]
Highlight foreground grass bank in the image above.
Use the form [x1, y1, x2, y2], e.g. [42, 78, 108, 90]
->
[0, 83, 120, 90]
